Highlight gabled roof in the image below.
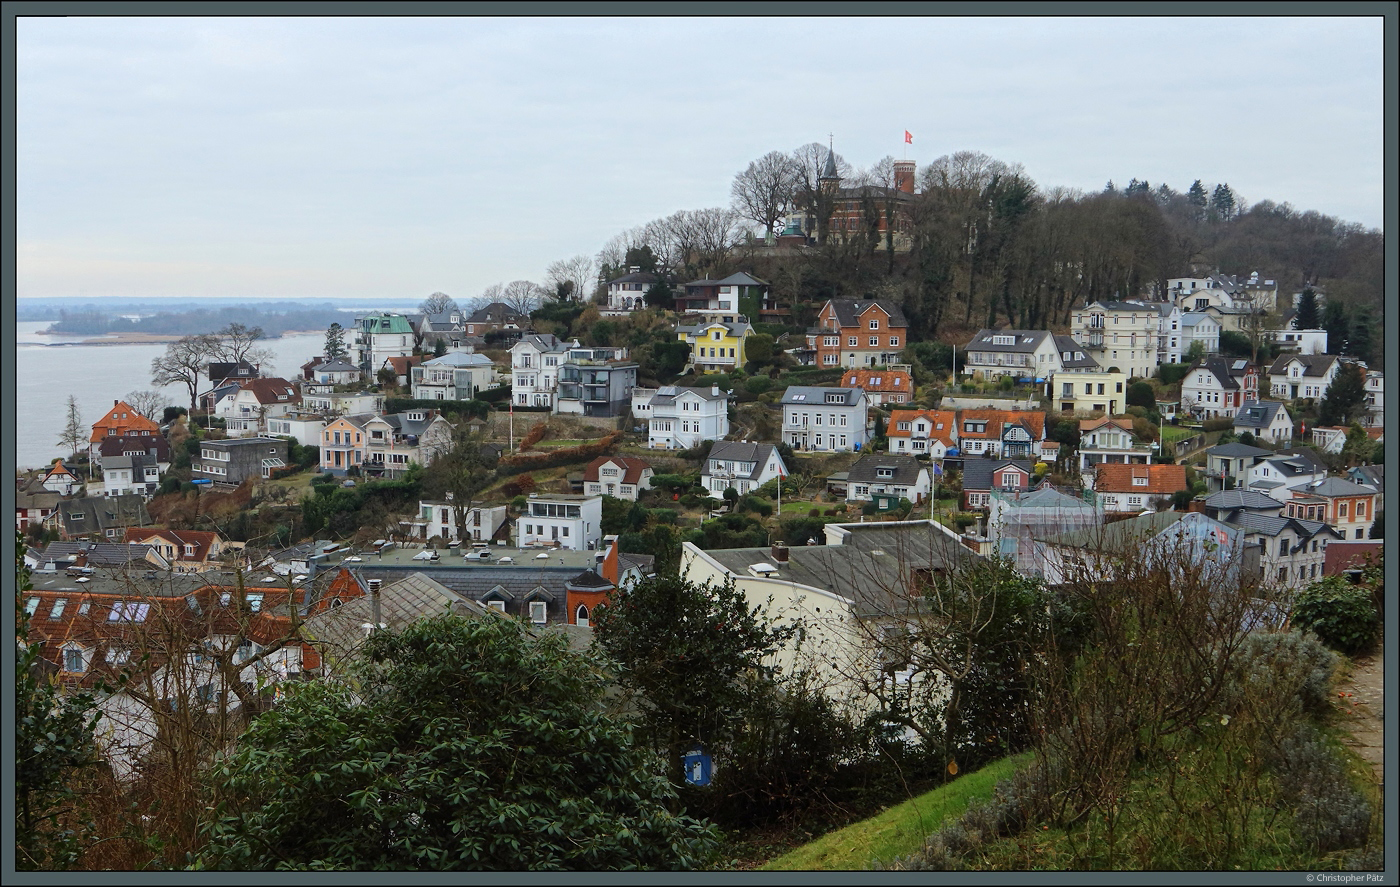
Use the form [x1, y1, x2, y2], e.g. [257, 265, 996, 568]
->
[98, 434, 172, 461]
[887, 409, 957, 446]
[1036, 509, 1195, 549]
[584, 455, 653, 485]
[1223, 512, 1341, 541]
[315, 358, 360, 374]
[677, 320, 753, 337]
[715, 272, 768, 287]
[466, 302, 530, 324]
[514, 333, 574, 353]
[1079, 416, 1135, 435]
[780, 386, 864, 407]
[1266, 353, 1338, 377]
[235, 377, 301, 405]
[56, 495, 151, 533]
[1085, 299, 1157, 313]
[965, 329, 1052, 353]
[846, 454, 927, 486]
[1053, 334, 1099, 369]
[1204, 442, 1274, 459]
[383, 355, 423, 375]
[89, 401, 161, 443]
[358, 313, 415, 334]
[125, 528, 221, 563]
[821, 298, 908, 329]
[1234, 400, 1291, 430]
[1349, 465, 1383, 490]
[1292, 477, 1378, 499]
[1186, 356, 1251, 390]
[705, 441, 781, 480]
[1202, 490, 1283, 513]
[957, 409, 1046, 441]
[1093, 463, 1188, 495]
[961, 459, 1035, 492]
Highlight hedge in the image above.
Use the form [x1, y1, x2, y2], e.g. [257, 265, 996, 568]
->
[496, 431, 624, 476]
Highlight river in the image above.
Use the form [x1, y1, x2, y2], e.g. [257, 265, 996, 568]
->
[14, 322, 328, 473]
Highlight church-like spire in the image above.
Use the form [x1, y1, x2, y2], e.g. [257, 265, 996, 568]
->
[821, 139, 838, 181]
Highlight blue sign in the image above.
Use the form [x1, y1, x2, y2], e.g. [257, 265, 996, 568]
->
[853, 442, 861, 451]
[682, 745, 712, 787]
[191, 478, 212, 485]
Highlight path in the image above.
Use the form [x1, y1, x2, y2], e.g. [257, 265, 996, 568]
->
[1334, 631, 1384, 793]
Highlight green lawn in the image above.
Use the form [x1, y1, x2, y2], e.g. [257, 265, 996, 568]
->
[1159, 424, 1200, 444]
[760, 753, 1032, 871]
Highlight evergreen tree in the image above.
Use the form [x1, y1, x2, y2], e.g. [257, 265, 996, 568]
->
[1210, 183, 1236, 220]
[1294, 287, 1321, 330]
[324, 322, 348, 361]
[1322, 300, 1350, 356]
[1348, 306, 1375, 364]
[1187, 179, 1209, 221]
[1318, 362, 1366, 426]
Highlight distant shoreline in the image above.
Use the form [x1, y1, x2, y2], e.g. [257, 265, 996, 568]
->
[27, 329, 325, 346]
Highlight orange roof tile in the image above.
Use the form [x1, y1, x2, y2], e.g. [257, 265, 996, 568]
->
[1093, 463, 1188, 494]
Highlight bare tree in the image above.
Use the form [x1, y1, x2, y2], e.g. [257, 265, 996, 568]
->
[151, 334, 221, 415]
[124, 390, 171, 422]
[791, 141, 850, 245]
[731, 150, 802, 241]
[214, 323, 273, 369]
[419, 292, 459, 316]
[1233, 288, 1274, 365]
[500, 280, 546, 317]
[58, 395, 86, 462]
[463, 282, 506, 315]
[544, 255, 597, 302]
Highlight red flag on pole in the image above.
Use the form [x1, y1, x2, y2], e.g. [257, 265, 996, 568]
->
[904, 130, 913, 144]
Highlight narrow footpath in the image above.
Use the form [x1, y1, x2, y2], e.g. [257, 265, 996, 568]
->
[1334, 631, 1384, 793]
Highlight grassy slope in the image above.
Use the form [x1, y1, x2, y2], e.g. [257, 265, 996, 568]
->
[760, 753, 1032, 871]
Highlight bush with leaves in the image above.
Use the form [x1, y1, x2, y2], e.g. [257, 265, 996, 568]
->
[592, 572, 800, 787]
[199, 613, 719, 871]
[1290, 577, 1379, 656]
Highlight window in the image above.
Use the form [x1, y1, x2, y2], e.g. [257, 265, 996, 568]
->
[869, 319, 879, 330]
[1279, 538, 1289, 556]
[869, 336, 879, 347]
[246, 593, 264, 613]
[1339, 503, 1348, 517]
[890, 336, 899, 347]
[108, 647, 130, 665]
[49, 599, 67, 620]
[848, 337, 858, 347]
[108, 601, 150, 622]
[529, 601, 548, 624]
[63, 647, 85, 673]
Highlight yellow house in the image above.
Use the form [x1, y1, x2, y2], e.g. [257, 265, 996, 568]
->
[677, 320, 752, 374]
[1052, 369, 1130, 415]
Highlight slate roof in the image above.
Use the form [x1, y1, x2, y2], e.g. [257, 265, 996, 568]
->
[1053, 334, 1100, 369]
[1086, 299, 1157, 313]
[1003, 484, 1100, 512]
[697, 523, 981, 618]
[676, 320, 753, 337]
[1266, 353, 1338, 377]
[1234, 400, 1291, 430]
[1349, 465, 1383, 490]
[965, 329, 1053, 353]
[316, 358, 360, 374]
[823, 298, 909, 329]
[375, 410, 444, 438]
[1036, 509, 1190, 548]
[515, 333, 574, 353]
[648, 385, 728, 406]
[780, 386, 864, 407]
[1202, 490, 1284, 513]
[961, 459, 1035, 492]
[607, 271, 661, 286]
[706, 441, 782, 480]
[1187, 356, 1249, 390]
[1223, 512, 1340, 543]
[1093, 463, 1189, 495]
[422, 351, 496, 368]
[1292, 477, 1378, 499]
[1205, 442, 1274, 459]
[56, 495, 151, 535]
[845, 454, 927, 486]
[466, 302, 529, 324]
[716, 271, 767, 287]
[97, 434, 171, 462]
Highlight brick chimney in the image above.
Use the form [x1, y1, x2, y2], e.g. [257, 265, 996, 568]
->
[771, 541, 789, 563]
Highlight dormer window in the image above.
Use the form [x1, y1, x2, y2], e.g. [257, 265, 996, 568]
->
[826, 393, 843, 404]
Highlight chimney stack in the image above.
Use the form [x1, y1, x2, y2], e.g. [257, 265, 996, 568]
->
[771, 541, 789, 563]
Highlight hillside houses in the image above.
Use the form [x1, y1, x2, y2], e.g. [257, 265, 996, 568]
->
[1180, 356, 1258, 420]
[632, 385, 729, 450]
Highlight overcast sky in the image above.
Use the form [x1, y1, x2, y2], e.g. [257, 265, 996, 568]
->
[16, 15, 1385, 302]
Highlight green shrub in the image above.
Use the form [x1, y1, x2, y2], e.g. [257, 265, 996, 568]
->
[1220, 630, 1338, 721]
[1290, 577, 1380, 655]
[1158, 363, 1190, 386]
[744, 376, 771, 395]
[1202, 417, 1235, 433]
[1270, 724, 1373, 853]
